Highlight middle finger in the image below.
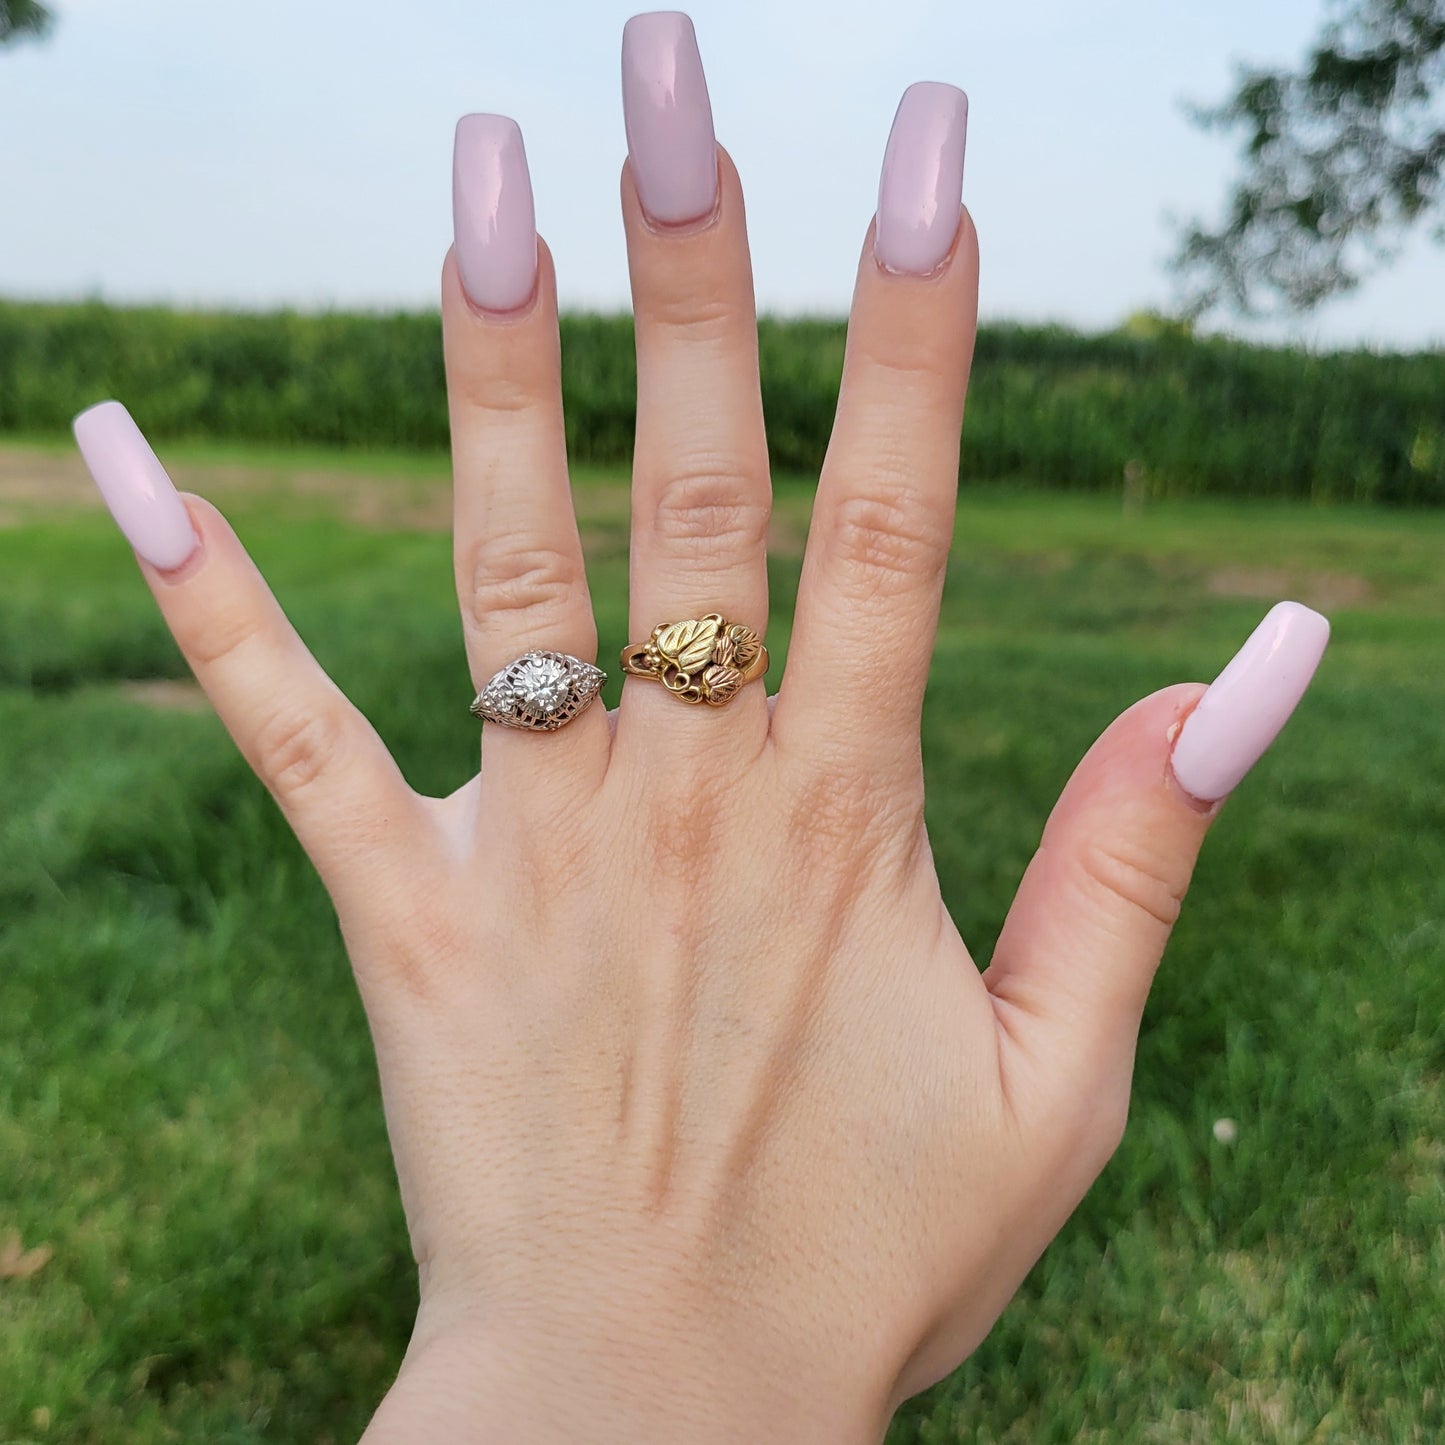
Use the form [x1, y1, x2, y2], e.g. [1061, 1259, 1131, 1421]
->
[616, 13, 772, 749]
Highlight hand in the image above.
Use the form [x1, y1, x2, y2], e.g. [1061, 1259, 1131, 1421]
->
[72, 14, 1329, 1442]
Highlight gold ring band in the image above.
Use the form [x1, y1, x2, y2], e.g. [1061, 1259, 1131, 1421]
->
[620, 613, 769, 706]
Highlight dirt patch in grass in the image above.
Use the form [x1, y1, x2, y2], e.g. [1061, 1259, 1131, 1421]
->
[0, 446, 643, 535]
[0, 446, 816, 557]
[0, 448, 98, 515]
[116, 680, 210, 713]
[280, 465, 452, 530]
[1207, 565, 1370, 610]
[0, 446, 458, 531]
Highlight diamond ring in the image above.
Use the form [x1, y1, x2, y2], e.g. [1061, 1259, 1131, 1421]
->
[470, 651, 606, 731]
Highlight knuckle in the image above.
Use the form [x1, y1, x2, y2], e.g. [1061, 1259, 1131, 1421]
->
[787, 764, 876, 846]
[649, 465, 771, 554]
[509, 787, 597, 881]
[369, 883, 465, 1000]
[860, 341, 951, 391]
[644, 289, 741, 339]
[1076, 839, 1185, 932]
[641, 781, 725, 889]
[467, 541, 580, 628]
[783, 759, 916, 877]
[182, 603, 266, 671]
[445, 296, 558, 413]
[458, 369, 545, 416]
[824, 486, 950, 598]
[252, 704, 343, 801]
[853, 309, 969, 398]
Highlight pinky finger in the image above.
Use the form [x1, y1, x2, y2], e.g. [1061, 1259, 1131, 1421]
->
[73, 402, 427, 915]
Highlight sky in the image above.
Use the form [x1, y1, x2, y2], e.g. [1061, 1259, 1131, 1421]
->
[1, 0, 1441, 349]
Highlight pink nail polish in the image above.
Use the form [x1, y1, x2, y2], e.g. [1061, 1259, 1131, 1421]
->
[72, 401, 198, 571]
[876, 81, 969, 276]
[452, 114, 538, 313]
[621, 12, 717, 225]
[1170, 601, 1330, 802]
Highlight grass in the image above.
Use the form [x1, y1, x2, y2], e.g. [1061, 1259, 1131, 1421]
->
[1, 443, 1443, 1442]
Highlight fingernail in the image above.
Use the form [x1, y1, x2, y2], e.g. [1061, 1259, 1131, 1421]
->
[621, 11, 717, 225]
[452, 113, 538, 313]
[876, 81, 969, 276]
[1170, 601, 1330, 802]
[72, 401, 199, 571]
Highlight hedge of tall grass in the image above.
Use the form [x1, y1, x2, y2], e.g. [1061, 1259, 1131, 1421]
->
[2, 299, 1441, 502]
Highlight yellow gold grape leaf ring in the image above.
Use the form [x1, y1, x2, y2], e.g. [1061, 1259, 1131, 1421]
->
[619, 613, 769, 707]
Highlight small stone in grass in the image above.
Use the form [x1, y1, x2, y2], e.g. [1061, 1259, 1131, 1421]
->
[1212, 1117, 1238, 1146]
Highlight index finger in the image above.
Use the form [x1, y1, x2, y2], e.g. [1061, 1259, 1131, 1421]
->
[73, 402, 428, 919]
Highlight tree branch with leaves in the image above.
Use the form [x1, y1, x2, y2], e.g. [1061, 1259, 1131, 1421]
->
[1175, 0, 1445, 317]
[0, 0, 54, 45]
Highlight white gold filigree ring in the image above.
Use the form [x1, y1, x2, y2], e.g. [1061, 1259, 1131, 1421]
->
[469, 651, 606, 731]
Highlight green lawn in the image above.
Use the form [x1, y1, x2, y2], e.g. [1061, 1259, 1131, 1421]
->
[1, 444, 1443, 1443]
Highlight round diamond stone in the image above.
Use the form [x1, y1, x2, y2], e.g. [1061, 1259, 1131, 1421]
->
[511, 654, 571, 714]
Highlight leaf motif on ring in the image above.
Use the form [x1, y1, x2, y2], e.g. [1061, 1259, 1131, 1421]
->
[701, 664, 743, 705]
[723, 624, 761, 671]
[655, 615, 723, 674]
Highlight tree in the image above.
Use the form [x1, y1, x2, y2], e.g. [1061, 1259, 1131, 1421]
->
[0, 0, 53, 45]
[1175, 0, 1445, 317]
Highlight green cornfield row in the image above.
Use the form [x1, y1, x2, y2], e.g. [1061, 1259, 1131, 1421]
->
[2, 299, 1442, 501]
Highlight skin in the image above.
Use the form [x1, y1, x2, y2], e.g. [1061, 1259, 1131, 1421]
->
[133, 149, 1219, 1441]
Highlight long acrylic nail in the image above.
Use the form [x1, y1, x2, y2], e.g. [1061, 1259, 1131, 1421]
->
[453, 114, 538, 313]
[1170, 601, 1330, 803]
[876, 81, 969, 276]
[622, 11, 717, 225]
[72, 401, 199, 571]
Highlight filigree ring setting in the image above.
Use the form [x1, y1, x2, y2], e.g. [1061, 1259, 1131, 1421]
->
[470, 651, 606, 731]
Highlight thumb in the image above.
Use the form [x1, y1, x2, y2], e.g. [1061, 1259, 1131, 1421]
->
[984, 601, 1330, 1089]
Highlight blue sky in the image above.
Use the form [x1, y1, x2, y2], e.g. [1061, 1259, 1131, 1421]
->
[2, 0, 1441, 348]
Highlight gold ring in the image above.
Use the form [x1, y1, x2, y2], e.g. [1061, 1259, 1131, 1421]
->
[620, 613, 769, 706]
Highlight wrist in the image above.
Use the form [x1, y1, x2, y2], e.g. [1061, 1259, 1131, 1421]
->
[361, 1297, 890, 1445]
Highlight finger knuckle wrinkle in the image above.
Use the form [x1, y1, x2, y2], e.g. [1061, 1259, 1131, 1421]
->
[651, 467, 771, 551]
[1077, 840, 1183, 932]
[827, 489, 948, 594]
[184, 605, 266, 670]
[458, 363, 552, 416]
[643, 792, 721, 889]
[387, 906, 469, 997]
[784, 762, 906, 874]
[647, 290, 741, 337]
[254, 706, 342, 800]
[469, 542, 579, 625]
[856, 332, 958, 392]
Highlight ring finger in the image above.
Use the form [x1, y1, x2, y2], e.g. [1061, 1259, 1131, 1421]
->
[445, 114, 606, 790]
